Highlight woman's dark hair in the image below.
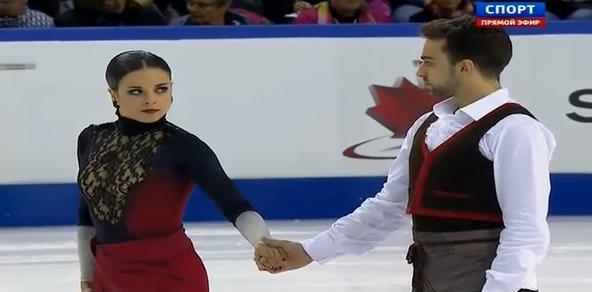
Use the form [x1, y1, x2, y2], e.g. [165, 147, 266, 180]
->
[105, 50, 172, 90]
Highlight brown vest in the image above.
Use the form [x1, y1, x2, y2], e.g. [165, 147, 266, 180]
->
[406, 103, 536, 232]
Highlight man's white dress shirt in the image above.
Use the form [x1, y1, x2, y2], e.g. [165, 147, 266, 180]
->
[301, 89, 556, 292]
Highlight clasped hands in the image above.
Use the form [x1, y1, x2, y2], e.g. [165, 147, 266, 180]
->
[253, 237, 313, 274]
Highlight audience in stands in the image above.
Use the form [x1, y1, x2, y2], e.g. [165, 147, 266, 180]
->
[392, 0, 592, 22]
[54, 0, 167, 27]
[2, 0, 591, 28]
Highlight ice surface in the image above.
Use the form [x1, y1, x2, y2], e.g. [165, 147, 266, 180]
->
[0, 217, 591, 292]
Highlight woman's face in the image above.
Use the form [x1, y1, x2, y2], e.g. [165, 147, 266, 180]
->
[109, 67, 172, 123]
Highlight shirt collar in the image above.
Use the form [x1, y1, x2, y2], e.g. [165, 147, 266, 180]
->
[432, 88, 513, 121]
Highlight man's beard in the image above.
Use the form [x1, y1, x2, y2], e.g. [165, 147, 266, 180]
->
[430, 76, 459, 99]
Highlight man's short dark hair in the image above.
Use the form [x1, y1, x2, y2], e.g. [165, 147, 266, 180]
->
[420, 15, 513, 79]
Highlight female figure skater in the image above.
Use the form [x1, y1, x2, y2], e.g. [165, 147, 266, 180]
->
[77, 50, 278, 292]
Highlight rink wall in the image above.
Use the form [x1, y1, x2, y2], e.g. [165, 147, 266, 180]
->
[0, 22, 591, 227]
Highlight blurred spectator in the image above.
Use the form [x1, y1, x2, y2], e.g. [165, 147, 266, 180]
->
[230, 0, 292, 24]
[292, 0, 390, 17]
[407, 0, 473, 23]
[171, 0, 270, 25]
[54, 0, 168, 27]
[28, 0, 73, 16]
[391, 0, 423, 22]
[135, 0, 183, 20]
[0, 0, 54, 27]
[293, 0, 390, 24]
[541, 0, 592, 21]
[28, 0, 60, 15]
[152, 0, 183, 19]
[157, 0, 295, 24]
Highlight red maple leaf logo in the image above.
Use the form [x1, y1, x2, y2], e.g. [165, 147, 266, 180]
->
[343, 77, 439, 159]
[367, 77, 437, 138]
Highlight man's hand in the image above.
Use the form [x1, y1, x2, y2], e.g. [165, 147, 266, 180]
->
[254, 241, 286, 273]
[254, 237, 313, 274]
[80, 280, 92, 292]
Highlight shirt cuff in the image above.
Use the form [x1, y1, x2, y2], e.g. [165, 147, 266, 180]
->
[300, 231, 340, 264]
[481, 270, 538, 292]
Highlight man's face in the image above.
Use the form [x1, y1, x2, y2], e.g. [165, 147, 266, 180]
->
[186, 0, 229, 24]
[102, 0, 126, 13]
[0, 0, 27, 17]
[415, 39, 460, 99]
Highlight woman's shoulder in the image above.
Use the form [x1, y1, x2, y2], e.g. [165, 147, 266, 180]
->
[77, 122, 117, 142]
[79, 122, 116, 134]
[162, 122, 211, 152]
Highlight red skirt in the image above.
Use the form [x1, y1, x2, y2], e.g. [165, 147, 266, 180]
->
[91, 229, 209, 292]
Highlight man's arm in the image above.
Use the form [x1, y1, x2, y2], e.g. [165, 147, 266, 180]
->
[300, 114, 432, 264]
[482, 116, 556, 292]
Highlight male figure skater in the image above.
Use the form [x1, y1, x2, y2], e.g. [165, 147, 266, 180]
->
[254, 15, 556, 292]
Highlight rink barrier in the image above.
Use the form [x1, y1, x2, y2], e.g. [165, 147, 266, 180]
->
[1, 22, 591, 227]
[0, 174, 590, 227]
